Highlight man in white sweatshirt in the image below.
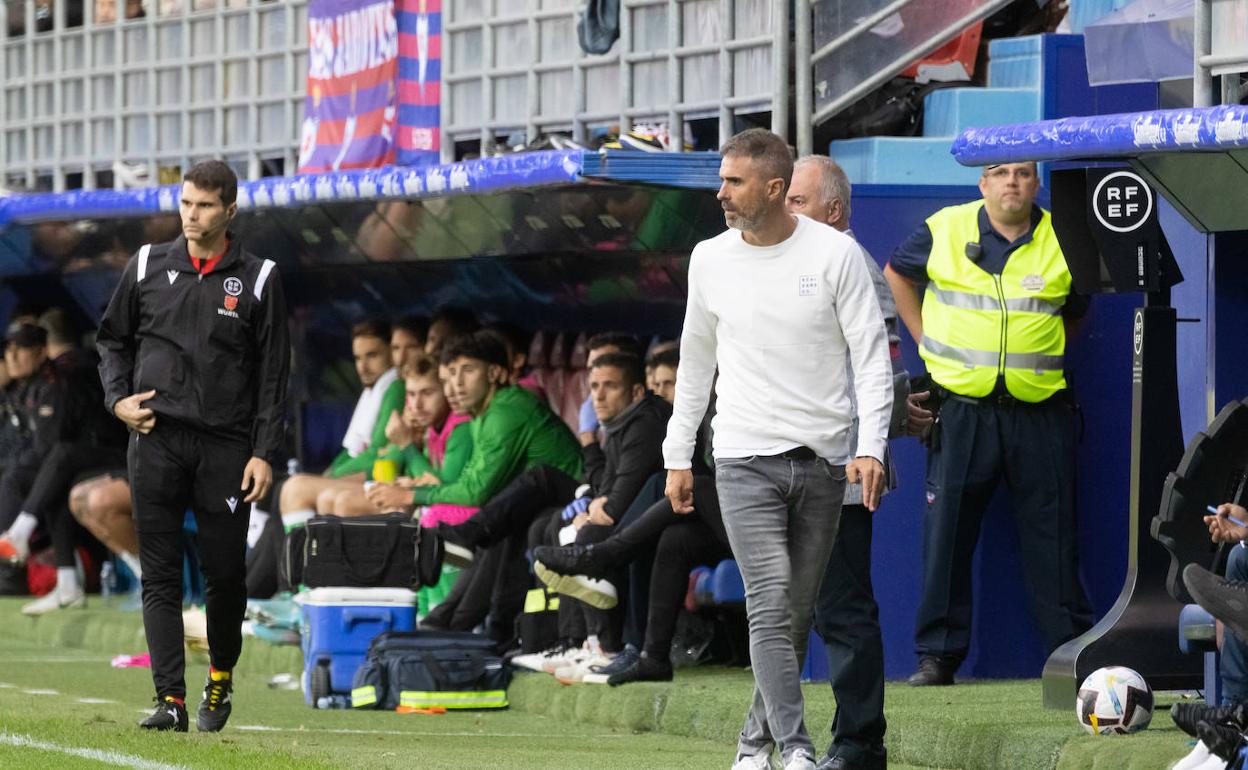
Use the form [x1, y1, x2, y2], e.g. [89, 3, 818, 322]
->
[663, 129, 893, 770]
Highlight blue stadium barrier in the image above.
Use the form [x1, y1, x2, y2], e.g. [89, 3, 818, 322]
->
[950, 104, 1248, 167]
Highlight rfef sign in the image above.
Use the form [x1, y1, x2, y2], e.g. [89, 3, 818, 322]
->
[1093, 171, 1154, 233]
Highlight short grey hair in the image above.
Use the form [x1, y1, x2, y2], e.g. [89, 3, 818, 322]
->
[794, 155, 852, 220]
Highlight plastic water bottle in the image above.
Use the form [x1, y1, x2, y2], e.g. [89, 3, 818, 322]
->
[100, 562, 114, 601]
[316, 695, 350, 709]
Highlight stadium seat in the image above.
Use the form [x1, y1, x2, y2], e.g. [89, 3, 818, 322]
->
[709, 560, 745, 605]
[1177, 603, 1221, 705]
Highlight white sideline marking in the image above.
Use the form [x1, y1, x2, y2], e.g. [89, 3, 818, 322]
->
[0, 732, 189, 770]
[77, 697, 118, 705]
[234, 724, 633, 739]
[21, 689, 58, 696]
[0, 683, 14, 689]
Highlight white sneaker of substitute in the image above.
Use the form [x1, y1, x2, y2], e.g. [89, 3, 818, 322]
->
[1173, 742, 1213, 770]
[511, 642, 579, 673]
[782, 749, 816, 770]
[555, 647, 616, 685]
[1191, 754, 1227, 770]
[546, 636, 604, 674]
[731, 751, 775, 770]
[21, 587, 86, 616]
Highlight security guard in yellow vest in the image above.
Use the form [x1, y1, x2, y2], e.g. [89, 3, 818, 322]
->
[883, 161, 1093, 687]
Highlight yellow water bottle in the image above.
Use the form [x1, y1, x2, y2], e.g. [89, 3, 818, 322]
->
[372, 458, 398, 483]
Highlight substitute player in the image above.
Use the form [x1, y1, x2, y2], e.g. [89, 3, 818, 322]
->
[98, 160, 291, 732]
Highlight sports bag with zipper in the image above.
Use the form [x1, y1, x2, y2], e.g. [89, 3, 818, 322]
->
[350, 630, 511, 710]
[299, 513, 442, 590]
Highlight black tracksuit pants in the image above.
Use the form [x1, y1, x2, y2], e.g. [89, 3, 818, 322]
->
[914, 396, 1094, 662]
[813, 503, 886, 762]
[129, 422, 251, 700]
[24, 442, 127, 568]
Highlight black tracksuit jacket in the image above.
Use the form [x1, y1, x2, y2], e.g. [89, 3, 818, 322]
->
[96, 234, 290, 462]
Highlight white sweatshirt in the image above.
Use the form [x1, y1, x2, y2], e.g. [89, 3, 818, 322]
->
[341, 367, 398, 456]
[662, 215, 893, 468]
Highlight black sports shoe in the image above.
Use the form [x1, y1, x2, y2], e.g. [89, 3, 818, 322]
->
[532, 543, 615, 580]
[607, 652, 673, 686]
[1172, 701, 1240, 737]
[589, 645, 639, 678]
[1195, 718, 1247, 761]
[907, 656, 957, 687]
[196, 670, 233, 732]
[438, 519, 488, 551]
[1185, 563, 1248, 642]
[139, 696, 188, 732]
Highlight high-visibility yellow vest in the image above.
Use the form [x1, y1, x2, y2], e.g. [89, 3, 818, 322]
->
[919, 200, 1071, 402]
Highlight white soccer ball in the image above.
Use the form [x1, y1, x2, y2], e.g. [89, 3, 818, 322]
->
[1076, 666, 1154, 735]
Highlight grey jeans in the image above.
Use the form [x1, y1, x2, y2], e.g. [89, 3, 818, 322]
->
[715, 453, 846, 762]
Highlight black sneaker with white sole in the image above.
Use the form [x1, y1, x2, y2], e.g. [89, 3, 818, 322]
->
[139, 696, 188, 732]
[1184, 563, 1248, 642]
[196, 670, 233, 732]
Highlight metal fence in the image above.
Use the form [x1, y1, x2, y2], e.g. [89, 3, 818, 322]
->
[1, 0, 790, 190]
[0, 0, 308, 191]
[441, 0, 786, 161]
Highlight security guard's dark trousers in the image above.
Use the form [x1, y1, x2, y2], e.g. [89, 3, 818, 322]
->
[914, 397, 1093, 663]
[813, 503, 886, 762]
[129, 421, 251, 700]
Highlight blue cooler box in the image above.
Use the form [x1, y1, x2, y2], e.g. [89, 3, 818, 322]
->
[299, 587, 416, 705]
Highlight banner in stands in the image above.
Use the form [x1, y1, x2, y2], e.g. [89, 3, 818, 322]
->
[395, 0, 441, 167]
[299, 0, 401, 174]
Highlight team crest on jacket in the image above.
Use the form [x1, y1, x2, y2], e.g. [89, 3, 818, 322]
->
[224, 295, 239, 311]
[223, 277, 243, 296]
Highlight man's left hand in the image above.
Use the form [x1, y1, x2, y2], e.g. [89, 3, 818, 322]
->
[241, 457, 273, 504]
[366, 482, 415, 512]
[847, 456, 884, 512]
[586, 496, 614, 527]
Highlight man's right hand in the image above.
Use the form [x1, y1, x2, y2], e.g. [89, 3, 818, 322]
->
[114, 390, 157, 434]
[907, 391, 934, 436]
[665, 469, 695, 514]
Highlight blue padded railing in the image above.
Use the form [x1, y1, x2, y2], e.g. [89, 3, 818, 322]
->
[950, 105, 1248, 167]
[0, 150, 725, 229]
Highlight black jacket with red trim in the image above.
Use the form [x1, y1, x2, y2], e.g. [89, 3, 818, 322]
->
[96, 233, 291, 462]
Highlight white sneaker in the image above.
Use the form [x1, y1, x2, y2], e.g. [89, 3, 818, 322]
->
[731, 752, 773, 770]
[534, 561, 619, 609]
[783, 750, 816, 770]
[1192, 754, 1227, 770]
[1173, 742, 1212, 770]
[555, 648, 616, 685]
[21, 588, 85, 616]
[548, 636, 604, 676]
[511, 642, 578, 673]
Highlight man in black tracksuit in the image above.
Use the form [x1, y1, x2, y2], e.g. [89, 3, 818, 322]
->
[97, 160, 290, 733]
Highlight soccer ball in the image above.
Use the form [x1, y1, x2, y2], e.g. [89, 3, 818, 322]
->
[1076, 666, 1154, 735]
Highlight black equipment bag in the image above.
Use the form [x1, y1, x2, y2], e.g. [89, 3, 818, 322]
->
[301, 513, 420, 590]
[350, 630, 511, 710]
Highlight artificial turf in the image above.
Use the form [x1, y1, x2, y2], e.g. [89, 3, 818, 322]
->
[0, 599, 1200, 769]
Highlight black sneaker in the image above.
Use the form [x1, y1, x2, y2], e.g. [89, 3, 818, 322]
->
[1172, 701, 1239, 737]
[1195, 718, 1247, 761]
[1185, 564, 1248, 642]
[196, 670, 233, 732]
[907, 656, 957, 687]
[139, 696, 188, 732]
[589, 645, 639, 678]
[607, 652, 673, 686]
[532, 543, 615, 580]
[438, 518, 488, 551]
